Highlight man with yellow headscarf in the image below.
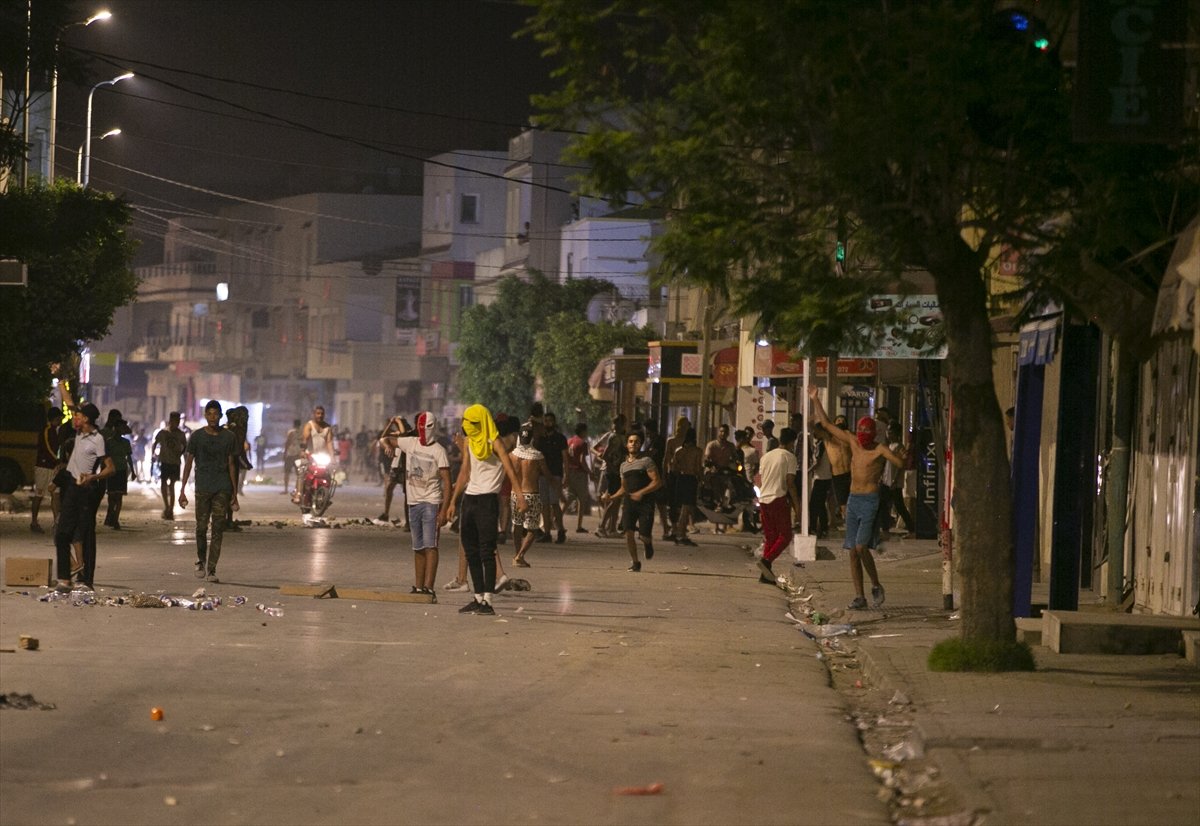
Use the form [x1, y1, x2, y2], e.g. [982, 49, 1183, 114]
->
[443, 404, 524, 615]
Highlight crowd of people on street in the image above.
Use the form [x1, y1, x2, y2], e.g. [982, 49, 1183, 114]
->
[26, 386, 918, 611]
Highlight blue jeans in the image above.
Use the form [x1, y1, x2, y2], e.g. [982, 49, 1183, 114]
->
[843, 492, 880, 550]
[408, 501, 440, 551]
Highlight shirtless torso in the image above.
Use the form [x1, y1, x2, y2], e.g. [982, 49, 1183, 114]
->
[826, 437, 851, 476]
[512, 448, 548, 493]
[807, 388, 903, 491]
[673, 444, 703, 476]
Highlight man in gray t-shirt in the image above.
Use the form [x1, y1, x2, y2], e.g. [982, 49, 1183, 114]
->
[600, 431, 663, 572]
[179, 400, 239, 582]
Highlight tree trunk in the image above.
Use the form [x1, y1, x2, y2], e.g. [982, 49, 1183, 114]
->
[929, 237, 1016, 644]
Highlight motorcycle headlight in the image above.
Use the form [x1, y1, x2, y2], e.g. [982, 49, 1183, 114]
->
[312, 452, 332, 465]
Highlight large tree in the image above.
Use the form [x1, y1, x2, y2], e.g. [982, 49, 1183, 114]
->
[0, 181, 140, 403]
[532, 312, 653, 431]
[455, 272, 616, 415]
[526, 1, 1196, 647]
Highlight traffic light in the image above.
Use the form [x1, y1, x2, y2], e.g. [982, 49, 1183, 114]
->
[968, 7, 1062, 148]
[1001, 10, 1051, 52]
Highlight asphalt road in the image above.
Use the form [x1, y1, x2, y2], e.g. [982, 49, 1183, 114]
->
[0, 477, 888, 826]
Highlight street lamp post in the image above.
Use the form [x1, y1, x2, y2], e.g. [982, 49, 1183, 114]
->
[83, 71, 132, 187]
[49, 9, 112, 180]
[77, 128, 120, 185]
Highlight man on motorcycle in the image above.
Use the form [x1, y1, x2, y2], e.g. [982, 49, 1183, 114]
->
[302, 406, 335, 457]
[296, 406, 336, 510]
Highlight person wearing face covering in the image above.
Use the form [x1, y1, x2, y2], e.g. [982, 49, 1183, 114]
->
[442, 404, 524, 615]
[383, 412, 451, 598]
[807, 387, 906, 611]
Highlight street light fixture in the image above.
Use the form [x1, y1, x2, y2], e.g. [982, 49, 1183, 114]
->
[76, 128, 120, 185]
[49, 9, 112, 180]
[83, 71, 133, 187]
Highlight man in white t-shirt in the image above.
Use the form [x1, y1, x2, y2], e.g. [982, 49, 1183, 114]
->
[54, 402, 115, 593]
[755, 427, 802, 585]
[443, 404, 523, 615]
[385, 411, 450, 599]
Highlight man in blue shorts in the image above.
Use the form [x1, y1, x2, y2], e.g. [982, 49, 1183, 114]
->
[808, 386, 905, 610]
[383, 411, 450, 600]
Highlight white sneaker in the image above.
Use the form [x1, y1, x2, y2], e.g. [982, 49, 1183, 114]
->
[443, 579, 470, 592]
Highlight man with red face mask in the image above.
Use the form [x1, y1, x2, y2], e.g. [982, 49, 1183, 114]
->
[382, 411, 451, 598]
[807, 386, 906, 610]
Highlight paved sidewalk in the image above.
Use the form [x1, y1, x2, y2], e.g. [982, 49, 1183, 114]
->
[786, 536, 1200, 826]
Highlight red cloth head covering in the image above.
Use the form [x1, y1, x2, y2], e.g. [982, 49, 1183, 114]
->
[856, 416, 877, 448]
[416, 411, 437, 446]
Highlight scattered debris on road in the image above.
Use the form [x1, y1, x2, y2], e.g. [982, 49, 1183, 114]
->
[0, 692, 56, 710]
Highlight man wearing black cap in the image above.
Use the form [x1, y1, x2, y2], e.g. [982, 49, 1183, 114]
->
[53, 402, 115, 593]
[179, 400, 240, 583]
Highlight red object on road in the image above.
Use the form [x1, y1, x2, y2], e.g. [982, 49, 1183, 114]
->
[614, 782, 665, 796]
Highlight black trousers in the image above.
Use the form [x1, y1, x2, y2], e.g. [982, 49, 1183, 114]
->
[809, 478, 831, 535]
[460, 493, 499, 594]
[54, 482, 101, 582]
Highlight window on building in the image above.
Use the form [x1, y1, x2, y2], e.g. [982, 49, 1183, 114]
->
[460, 194, 480, 224]
[458, 285, 474, 309]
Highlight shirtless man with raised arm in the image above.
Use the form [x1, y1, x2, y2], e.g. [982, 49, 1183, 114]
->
[808, 385, 905, 609]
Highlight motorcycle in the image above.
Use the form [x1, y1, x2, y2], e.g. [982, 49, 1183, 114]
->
[293, 451, 346, 517]
[698, 461, 760, 533]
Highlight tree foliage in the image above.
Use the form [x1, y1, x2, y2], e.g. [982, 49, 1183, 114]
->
[532, 312, 653, 431]
[524, 0, 1195, 644]
[0, 181, 140, 403]
[454, 272, 618, 416]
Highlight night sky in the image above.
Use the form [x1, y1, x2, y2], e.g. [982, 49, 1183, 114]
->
[51, 0, 553, 262]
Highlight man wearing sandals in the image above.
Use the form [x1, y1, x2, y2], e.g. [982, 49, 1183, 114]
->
[510, 422, 550, 568]
[807, 386, 905, 610]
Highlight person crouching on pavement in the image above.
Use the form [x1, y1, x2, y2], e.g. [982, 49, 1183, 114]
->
[601, 430, 663, 572]
[443, 404, 523, 615]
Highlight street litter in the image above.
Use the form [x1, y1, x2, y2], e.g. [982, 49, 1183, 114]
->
[18, 635, 38, 650]
[256, 603, 284, 617]
[869, 633, 904, 638]
[150, 707, 164, 721]
[0, 692, 56, 710]
[889, 690, 912, 706]
[797, 622, 856, 639]
[883, 736, 925, 761]
[614, 782, 664, 796]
